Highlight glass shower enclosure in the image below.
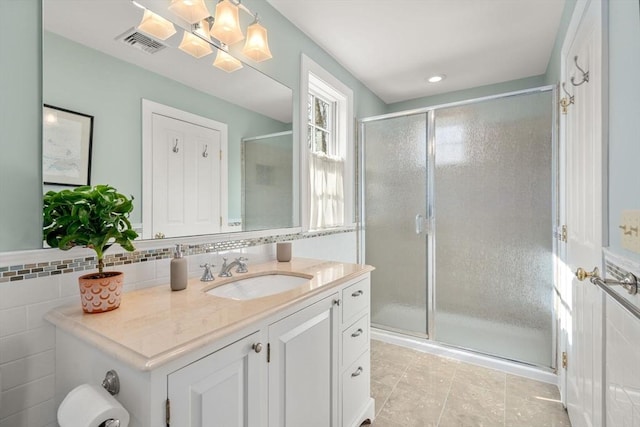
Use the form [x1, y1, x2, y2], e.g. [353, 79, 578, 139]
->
[361, 88, 555, 367]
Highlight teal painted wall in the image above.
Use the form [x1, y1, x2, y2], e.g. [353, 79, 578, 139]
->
[545, 0, 578, 85]
[386, 75, 548, 114]
[0, 0, 42, 251]
[608, 0, 640, 261]
[43, 31, 289, 223]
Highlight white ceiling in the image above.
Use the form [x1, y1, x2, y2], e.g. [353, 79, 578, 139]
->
[267, 0, 566, 104]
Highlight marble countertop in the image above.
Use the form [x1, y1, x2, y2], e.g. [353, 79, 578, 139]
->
[45, 258, 373, 371]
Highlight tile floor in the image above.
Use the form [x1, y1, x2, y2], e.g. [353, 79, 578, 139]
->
[368, 340, 572, 427]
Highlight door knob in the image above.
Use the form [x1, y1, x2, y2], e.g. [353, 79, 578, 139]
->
[252, 343, 263, 353]
[575, 267, 599, 281]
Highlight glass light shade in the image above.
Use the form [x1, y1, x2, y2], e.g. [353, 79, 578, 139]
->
[210, 0, 244, 45]
[168, 0, 210, 24]
[242, 21, 272, 62]
[138, 10, 177, 40]
[179, 30, 212, 58]
[213, 49, 243, 73]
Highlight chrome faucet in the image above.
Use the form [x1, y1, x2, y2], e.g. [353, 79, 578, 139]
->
[218, 257, 248, 277]
[199, 263, 215, 281]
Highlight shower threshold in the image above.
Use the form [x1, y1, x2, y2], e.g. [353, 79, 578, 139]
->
[371, 327, 557, 385]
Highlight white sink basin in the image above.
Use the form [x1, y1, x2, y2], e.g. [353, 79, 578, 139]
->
[206, 273, 312, 300]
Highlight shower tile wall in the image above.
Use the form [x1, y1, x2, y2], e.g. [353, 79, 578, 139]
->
[603, 251, 640, 425]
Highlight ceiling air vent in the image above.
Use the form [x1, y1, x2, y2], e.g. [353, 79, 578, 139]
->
[116, 28, 167, 54]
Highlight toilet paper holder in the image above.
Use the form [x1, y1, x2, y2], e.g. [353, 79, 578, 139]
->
[102, 370, 120, 396]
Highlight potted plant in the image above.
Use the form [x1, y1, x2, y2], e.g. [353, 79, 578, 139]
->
[43, 185, 139, 313]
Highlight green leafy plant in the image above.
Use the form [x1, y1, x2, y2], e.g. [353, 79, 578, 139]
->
[43, 185, 138, 275]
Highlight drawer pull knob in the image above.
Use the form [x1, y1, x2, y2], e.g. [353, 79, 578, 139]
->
[252, 343, 263, 353]
[351, 366, 363, 377]
[351, 290, 364, 297]
[351, 328, 363, 338]
[333, 299, 341, 306]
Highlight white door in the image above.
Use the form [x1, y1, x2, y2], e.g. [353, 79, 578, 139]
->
[151, 113, 222, 238]
[167, 332, 267, 427]
[268, 295, 339, 427]
[560, 0, 605, 426]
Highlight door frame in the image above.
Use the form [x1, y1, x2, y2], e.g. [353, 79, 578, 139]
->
[556, 0, 609, 410]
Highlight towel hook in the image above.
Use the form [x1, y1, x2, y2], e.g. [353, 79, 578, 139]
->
[570, 55, 589, 86]
[202, 144, 208, 158]
[172, 138, 179, 153]
[559, 82, 575, 114]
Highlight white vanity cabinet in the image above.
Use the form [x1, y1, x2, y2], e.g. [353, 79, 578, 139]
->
[167, 331, 267, 427]
[51, 268, 374, 427]
[268, 294, 340, 427]
[340, 278, 372, 427]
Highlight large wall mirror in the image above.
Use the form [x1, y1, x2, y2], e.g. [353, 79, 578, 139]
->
[38, 0, 296, 247]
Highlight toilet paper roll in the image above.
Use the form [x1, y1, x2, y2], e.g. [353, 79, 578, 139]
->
[58, 384, 130, 427]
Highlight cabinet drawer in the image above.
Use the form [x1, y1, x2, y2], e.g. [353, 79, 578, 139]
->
[342, 314, 369, 368]
[342, 351, 370, 427]
[342, 279, 369, 324]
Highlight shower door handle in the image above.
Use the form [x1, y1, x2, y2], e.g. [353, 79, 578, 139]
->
[415, 214, 424, 235]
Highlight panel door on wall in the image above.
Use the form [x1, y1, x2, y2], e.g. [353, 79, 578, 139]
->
[167, 331, 267, 427]
[268, 295, 339, 427]
[561, 0, 605, 425]
[152, 113, 222, 238]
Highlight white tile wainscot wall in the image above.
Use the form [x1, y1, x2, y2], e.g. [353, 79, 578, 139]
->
[0, 230, 357, 427]
[603, 250, 640, 426]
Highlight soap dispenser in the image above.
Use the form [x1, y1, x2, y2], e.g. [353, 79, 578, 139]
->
[170, 244, 188, 291]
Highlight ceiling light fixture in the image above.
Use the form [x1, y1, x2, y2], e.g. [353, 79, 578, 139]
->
[178, 21, 213, 58]
[427, 74, 446, 83]
[210, 0, 245, 46]
[137, 10, 177, 40]
[168, 0, 211, 24]
[213, 46, 243, 72]
[44, 110, 58, 125]
[242, 16, 272, 62]
[134, 0, 273, 72]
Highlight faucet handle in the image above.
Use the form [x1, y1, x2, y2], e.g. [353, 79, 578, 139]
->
[199, 263, 215, 282]
[235, 257, 249, 273]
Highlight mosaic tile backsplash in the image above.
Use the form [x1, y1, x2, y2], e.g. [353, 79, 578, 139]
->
[0, 228, 354, 283]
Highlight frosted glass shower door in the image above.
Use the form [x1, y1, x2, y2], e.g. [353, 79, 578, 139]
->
[363, 113, 428, 336]
[433, 91, 553, 366]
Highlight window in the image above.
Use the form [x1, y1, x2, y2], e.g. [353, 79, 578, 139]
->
[308, 93, 334, 155]
[300, 55, 354, 231]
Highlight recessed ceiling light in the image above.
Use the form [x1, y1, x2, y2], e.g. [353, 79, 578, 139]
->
[427, 74, 446, 83]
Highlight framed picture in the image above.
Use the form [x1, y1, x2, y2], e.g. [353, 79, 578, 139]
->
[42, 104, 94, 186]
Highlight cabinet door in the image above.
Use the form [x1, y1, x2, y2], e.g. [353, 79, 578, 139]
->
[268, 295, 339, 427]
[168, 331, 266, 427]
